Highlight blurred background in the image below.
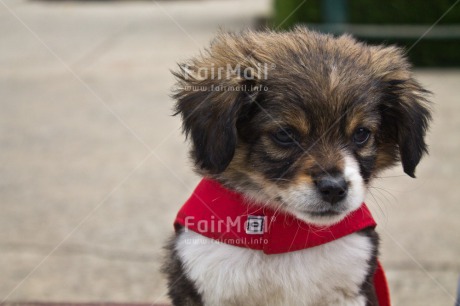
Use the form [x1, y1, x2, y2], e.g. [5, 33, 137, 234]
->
[0, 0, 459, 305]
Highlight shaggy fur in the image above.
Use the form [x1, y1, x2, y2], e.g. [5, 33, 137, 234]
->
[163, 27, 431, 306]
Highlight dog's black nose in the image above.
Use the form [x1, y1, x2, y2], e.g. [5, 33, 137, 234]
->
[315, 176, 348, 204]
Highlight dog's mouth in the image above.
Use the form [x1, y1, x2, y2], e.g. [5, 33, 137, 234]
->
[289, 206, 350, 226]
[300, 201, 349, 218]
[307, 209, 342, 217]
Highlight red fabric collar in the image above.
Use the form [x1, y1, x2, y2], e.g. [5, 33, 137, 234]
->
[175, 179, 376, 253]
[175, 178, 390, 305]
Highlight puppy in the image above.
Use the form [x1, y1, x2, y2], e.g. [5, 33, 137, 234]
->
[163, 27, 431, 306]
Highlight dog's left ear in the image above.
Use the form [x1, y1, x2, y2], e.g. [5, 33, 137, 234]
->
[173, 77, 255, 174]
[371, 46, 432, 178]
[172, 34, 262, 173]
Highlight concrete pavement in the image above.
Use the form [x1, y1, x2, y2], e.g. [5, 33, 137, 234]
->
[0, 1, 459, 305]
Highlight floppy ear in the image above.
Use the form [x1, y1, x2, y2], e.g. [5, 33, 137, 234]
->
[172, 37, 260, 174]
[372, 46, 432, 178]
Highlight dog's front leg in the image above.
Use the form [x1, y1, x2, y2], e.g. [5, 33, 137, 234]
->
[162, 234, 204, 306]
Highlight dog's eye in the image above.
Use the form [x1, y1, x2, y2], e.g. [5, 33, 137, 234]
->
[272, 128, 297, 146]
[353, 127, 371, 146]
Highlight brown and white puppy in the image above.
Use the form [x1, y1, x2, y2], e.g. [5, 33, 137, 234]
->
[163, 28, 431, 306]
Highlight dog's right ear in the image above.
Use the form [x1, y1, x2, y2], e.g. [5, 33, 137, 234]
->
[370, 45, 432, 178]
[172, 40, 261, 174]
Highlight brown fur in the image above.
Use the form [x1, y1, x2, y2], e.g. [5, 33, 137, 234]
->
[173, 27, 431, 188]
[168, 27, 432, 305]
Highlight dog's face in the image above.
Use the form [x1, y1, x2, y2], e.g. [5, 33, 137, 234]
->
[174, 28, 431, 225]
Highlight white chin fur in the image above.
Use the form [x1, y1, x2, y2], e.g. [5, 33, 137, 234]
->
[293, 210, 350, 226]
[342, 153, 366, 212]
[279, 153, 366, 226]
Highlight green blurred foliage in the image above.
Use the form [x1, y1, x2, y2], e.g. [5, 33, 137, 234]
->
[274, 0, 460, 26]
[273, 0, 318, 28]
[348, 0, 460, 25]
[272, 0, 460, 66]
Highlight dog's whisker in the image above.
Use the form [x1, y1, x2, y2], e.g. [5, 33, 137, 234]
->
[369, 186, 398, 204]
[368, 188, 389, 225]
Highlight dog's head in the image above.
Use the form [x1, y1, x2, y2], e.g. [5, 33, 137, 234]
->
[173, 28, 431, 225]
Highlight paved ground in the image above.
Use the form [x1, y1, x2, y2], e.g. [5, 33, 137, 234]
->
[0, 0, 459, 305]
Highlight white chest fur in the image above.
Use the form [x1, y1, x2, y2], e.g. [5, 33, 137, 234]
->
[175, 231, 373, 306]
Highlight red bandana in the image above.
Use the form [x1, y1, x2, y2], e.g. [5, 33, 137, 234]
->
[175, 178, 390, 306]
